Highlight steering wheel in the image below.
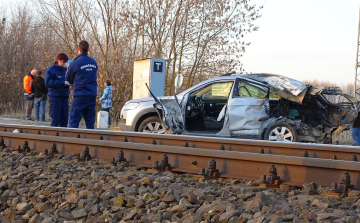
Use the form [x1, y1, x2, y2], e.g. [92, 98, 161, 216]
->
[194, 97, 202, 108]
[194, 97, 206, 120]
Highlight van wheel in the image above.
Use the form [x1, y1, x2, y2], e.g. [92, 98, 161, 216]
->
[138, 116, 166, 134]
[264, 122, 297, 142]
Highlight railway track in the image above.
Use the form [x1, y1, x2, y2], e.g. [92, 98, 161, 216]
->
[0, 123, 359, 162]
[0, 124, 360, 192]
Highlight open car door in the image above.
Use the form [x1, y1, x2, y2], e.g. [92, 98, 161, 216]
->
[228, 78, 270, 138]
[146, 84, 185, 134]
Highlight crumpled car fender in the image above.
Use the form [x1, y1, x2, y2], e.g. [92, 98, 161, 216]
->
[260, 117, 286, 139]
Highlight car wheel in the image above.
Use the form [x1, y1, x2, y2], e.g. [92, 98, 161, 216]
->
[138, 116, 166, 134]
[264, 122, 298, 142]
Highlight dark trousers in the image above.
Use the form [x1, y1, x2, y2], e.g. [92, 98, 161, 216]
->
[49, 96, 69, 127]
[25, 99, 34, 118]
[353, 127, 360, 146]
[102, 107, 111, 126]
[69, 96, 96, 129]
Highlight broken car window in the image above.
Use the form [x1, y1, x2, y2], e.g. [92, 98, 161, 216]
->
[202, 82, 234, 100]
[238, 82, 266, 98]
[322, 94, 353, 106]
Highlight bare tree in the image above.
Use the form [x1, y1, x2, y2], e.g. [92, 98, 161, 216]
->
[33, 0, 89, 57]
[0, 3, 61, 114]
[0, 0, 263, 124]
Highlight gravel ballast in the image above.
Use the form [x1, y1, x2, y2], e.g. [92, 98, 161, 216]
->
[0, 151, 359, 223]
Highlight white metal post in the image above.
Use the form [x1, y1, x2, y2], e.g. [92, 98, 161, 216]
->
[355, 8, 360, 99]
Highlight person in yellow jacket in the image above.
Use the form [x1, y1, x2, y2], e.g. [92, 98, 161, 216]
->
[23, 69, 37, 120]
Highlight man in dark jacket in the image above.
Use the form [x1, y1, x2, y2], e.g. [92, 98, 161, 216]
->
[66, 40, 98, 129]
[31, 71, 48, 122]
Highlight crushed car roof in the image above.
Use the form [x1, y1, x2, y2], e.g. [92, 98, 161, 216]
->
[185, 73, 351, 104]
[238, 73, 307, 97]
[199, 73, 307, 97]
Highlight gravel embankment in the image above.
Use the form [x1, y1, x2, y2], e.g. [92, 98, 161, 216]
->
[0, 150, 359, 223]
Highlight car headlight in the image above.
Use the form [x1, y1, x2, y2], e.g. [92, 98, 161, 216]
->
[123, 102, 139, 110]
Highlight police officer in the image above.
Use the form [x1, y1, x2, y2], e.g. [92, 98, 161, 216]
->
[66, 40, 98, 129]
[45, 53, 70, 127]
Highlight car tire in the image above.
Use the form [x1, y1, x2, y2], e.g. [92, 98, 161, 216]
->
[138, 116, 166, 134]
[264, 122, 298, 142]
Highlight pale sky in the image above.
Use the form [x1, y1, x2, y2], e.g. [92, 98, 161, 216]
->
[1, 0, 359, 85]
[241, 0, 360, 84]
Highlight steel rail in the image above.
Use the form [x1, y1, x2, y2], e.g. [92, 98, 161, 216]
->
[0, 124, 359, 161]
[0, 131, 360, 189]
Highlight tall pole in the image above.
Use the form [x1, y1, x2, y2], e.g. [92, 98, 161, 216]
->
[355, 8, 360, 98]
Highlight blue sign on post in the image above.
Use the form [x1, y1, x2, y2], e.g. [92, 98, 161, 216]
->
[149, 59, 166, 97]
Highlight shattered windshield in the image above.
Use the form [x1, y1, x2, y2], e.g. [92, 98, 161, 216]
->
[320, 87, 355, 106]
[322, 94, 354, 105]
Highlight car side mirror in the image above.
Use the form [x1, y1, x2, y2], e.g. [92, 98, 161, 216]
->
[174, 74, 183, 94]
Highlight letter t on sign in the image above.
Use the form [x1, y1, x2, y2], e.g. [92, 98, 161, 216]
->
[153, 62, 163, 72]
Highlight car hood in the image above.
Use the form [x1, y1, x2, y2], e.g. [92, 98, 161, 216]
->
[125, 95, 182, 104]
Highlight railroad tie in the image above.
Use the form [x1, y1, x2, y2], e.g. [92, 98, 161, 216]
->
[46, 143, 59, 157]
[303, 151, 308, 157]
[0, 138, 5, 147]
[16, 141, 30, 153]
[109, 150, 127, 166]
[3, 125, 360, 189]
[0, 137, 6, 151]
[323, 172, 355, 196]
[351, 154, 358, 161]
[15, 142, 30, 153]
[150, 154, 171, 172]
[194, 159, 220, 179]
[71, 146, 92, 161]
[259, 164, 282, 188]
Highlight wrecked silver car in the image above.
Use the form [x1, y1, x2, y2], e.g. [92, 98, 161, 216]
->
[150, 73, 358, 143]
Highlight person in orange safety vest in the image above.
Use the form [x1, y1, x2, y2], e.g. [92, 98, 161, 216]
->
[23, 69, 37, 120]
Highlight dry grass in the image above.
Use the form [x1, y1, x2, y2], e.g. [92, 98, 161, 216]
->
[1, 107, 51, 121]
[1, 103, 118, 126]
[0, 109, 117, 128]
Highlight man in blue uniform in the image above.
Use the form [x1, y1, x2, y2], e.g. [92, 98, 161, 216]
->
[66, 40, 98, 129]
